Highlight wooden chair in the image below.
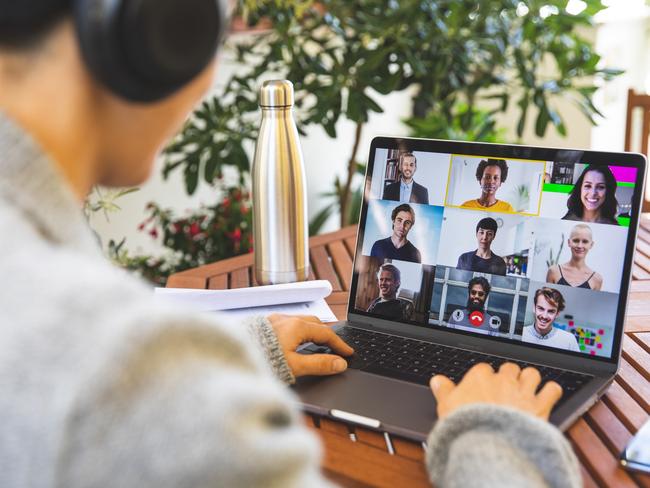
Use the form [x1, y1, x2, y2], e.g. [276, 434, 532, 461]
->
[624, 88, 650, 212]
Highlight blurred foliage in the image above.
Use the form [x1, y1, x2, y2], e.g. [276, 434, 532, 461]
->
[109, 187, 253, 286]
[163, 0, 619, 234]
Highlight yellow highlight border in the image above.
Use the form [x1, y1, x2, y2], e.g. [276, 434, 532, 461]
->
[442, 154, 547, 217]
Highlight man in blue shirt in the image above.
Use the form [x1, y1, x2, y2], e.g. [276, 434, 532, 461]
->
[456, 217, 507, 275]
[370, 204, 422, 263]
[382, 152, 429, 204]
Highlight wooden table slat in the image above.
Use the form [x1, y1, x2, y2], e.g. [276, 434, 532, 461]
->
[390, 436, 425, 462]
[207, 274, 228, 290]
[311, 245, 342, 291]
[568, 418, 638, 488]
[580, 464, 600, 488]
[633, 265, 650, 281]
[319, 430, 430, 488]
[623, 336, 650, 381]
[617, 359, 650, 412]
[353, 426, 390, 450]
[585, 401, 633, 453]
[603, 380, 650, 433]
[230, 267, 250, 289]
[327, 241, 353, 291]
[344, 235, 357, 257]
[634, 333, 650, 353]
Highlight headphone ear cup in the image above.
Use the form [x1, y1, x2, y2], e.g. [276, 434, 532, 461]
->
[74, 0, 225, 103]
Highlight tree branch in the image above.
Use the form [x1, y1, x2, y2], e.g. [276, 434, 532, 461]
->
[339, 121, 364, 227]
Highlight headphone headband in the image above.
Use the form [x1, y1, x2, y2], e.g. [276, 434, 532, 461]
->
[74, 0, 225, 102]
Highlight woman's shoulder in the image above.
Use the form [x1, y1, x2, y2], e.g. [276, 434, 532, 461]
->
[460, 199, 480, 208]
[496, 200, 515, 212]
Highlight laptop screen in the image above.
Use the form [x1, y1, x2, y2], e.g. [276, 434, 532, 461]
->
[349, 138, 645, 363]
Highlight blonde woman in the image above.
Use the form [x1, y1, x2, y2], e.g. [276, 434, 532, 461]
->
[546, 224, 603, 290]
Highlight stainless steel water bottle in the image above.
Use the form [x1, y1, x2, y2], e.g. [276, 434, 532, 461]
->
[252, 80, 309, 284]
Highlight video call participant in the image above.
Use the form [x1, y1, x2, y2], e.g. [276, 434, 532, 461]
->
[382, 152, 429, 204]
[562, 165, 619, 225]
[448, 277, 501, 336]
[461, 158, 515, 212]
[456, 217, 507, 275]
[366, 263, 414, 321]
[370, 203, 422, 263]
[546, 224, 603, 290]
[522, 288, 580, 352]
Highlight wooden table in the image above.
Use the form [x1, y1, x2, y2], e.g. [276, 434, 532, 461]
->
[168, 221, 650, 487]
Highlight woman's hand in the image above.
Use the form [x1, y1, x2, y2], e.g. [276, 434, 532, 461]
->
[430, 362, 563, 420]
[268, 314, 354, 377]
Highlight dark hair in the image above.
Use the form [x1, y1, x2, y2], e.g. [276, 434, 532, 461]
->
[399, 152, 417, 167]
[0, 1, 70, 48]
[476, 217, 498, 234]
[476, 158, 509, 183]
[534, 287, 565, 312]
[565, 165, 618, 221]
[377, 263, 401, 284]
[468, 276, 491, 295]
[391, 203, 415, 223]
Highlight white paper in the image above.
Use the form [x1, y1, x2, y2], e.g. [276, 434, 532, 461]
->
[154, 280, 336, 321]
[212, 298, 338, 323]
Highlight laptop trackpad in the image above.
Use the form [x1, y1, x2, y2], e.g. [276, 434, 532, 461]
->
[293, 369, 437, 441]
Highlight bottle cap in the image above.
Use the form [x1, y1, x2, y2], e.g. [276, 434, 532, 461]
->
[259, 80, 294, 108]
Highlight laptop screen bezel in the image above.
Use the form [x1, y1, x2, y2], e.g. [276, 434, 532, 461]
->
[346, 136, 647, 368]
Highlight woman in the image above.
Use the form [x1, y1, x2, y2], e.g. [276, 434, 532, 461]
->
[0, 2, 578, 487]
[562, 165, 619, 225]
[461, 158, 515, 212]
[546, 224, 603, 290]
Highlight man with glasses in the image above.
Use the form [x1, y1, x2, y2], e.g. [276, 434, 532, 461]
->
[447, 276, 501, 336]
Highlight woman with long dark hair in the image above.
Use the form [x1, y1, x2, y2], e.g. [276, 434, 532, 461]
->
[562, 165, 619, 225]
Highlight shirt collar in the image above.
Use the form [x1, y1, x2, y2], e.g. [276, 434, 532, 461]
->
[400, 179, 413, 189]
[529, 325, 557, 340]
[0, 112, 100, 256]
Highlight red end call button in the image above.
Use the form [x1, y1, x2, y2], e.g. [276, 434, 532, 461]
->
[469, 311, 484, 327]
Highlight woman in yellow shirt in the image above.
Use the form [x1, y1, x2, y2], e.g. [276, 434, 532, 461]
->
[461, 158, 515, 212]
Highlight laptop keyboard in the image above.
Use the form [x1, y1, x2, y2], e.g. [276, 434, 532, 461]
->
[300, 326, 593, 408]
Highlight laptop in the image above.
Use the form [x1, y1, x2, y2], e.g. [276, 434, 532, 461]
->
[294, 136, 647, 442]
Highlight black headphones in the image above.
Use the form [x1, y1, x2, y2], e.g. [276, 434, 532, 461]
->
[73, 0, 226, 103]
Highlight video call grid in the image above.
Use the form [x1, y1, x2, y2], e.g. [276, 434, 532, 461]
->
[352, 148, 637, 359]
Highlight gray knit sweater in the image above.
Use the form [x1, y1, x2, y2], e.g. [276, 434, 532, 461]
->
[0, 112, 581, 487]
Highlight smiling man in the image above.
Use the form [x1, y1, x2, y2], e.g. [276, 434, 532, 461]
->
[366, 263, 414, 321]
[370, 203, 422, 263]
[382, 152, 429, 204]
[456, 217, 506, 275]
[461, 158, 515, 212]
[522, 287, 580, 352]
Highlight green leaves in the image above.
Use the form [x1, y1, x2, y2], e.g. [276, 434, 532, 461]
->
[162, 0, 617, 226]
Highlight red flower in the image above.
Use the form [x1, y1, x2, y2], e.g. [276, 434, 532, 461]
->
[189, 222, 201, 237]
[149, 228, 158, 239]
[137, 222, 146, 231]
[171, 222, 182, 233]
[240, 205, 249, 215]
[222, 198, 231, 208]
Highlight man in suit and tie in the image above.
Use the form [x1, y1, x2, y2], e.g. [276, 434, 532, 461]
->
[382, 152, 429, 204]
